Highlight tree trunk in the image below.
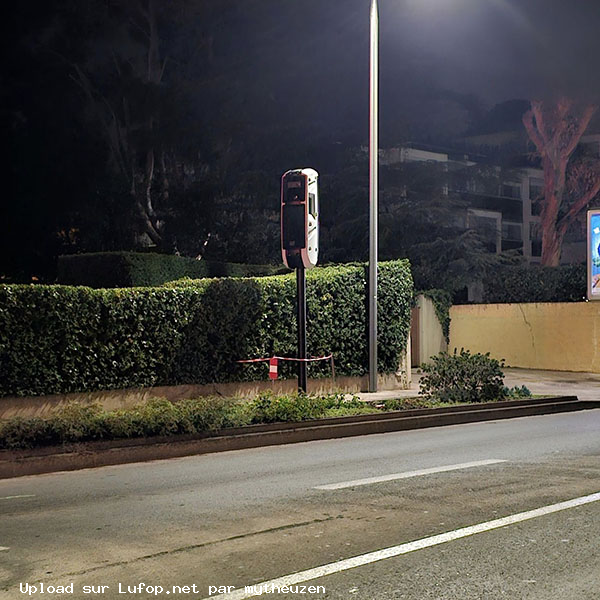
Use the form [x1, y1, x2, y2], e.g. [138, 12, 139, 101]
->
[540, 225, 562, 266]
[523, 100, 597, 266]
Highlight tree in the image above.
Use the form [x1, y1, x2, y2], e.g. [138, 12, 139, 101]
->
[522, 99, 600, 266]
[319, 149, 500, 293]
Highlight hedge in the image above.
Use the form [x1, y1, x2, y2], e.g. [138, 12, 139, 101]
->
[56, 251, 287, 288]
[481, 263, 586, 304]
[0, 260, 413, 397]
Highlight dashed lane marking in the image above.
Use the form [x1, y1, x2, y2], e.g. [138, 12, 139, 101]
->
[313, 459, 507, 490]
[0, 494, 36, 500]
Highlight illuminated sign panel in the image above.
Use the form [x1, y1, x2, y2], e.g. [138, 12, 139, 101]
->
[588, 210, 600, 300]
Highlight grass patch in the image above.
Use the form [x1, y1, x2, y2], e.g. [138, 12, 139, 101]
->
[0, 388, 528, 452]
[0, 393, 376, 450]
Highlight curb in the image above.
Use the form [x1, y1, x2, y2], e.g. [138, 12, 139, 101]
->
[1, 396, 598, 479]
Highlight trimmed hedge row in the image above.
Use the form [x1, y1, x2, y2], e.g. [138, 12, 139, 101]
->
[57, 251, 287, 288]
[0, 261, 413, 397]
[481, 263, 585, 304]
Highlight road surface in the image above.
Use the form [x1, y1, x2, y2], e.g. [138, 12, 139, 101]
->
[1, 409, 599, 599]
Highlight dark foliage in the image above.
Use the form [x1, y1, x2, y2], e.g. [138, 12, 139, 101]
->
[0, 392, 375, 451]
[0, 261, 412, 397]
[481, 263, 586, 303]
[57, 252, 287, 288]
[419, 349, 506, 404]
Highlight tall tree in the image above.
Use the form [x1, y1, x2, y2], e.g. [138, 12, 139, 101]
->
[522, 99, 600, 266]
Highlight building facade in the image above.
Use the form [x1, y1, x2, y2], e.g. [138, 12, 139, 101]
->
[379, 144, 586, 264]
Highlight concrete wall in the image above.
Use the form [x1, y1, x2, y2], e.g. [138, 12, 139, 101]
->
[0, 371, 412, 420]
[449, 302, 600, 372]
[411, 295, 447, 366]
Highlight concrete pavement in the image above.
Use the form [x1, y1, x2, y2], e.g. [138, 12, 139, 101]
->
[1, 409, 599, 599]
[357, 367, 600, 403]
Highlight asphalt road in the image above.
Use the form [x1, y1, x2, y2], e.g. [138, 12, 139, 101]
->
[1, 409, 599, 599]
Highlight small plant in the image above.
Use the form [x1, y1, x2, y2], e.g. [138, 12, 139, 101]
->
[50, 402, 107, 442]
[248, 392, 327, 424]
[381, 397, 438, 411]
[419, 348, 506, 404]
[504, 385, 532, 399]
[0, 416, 52, 449]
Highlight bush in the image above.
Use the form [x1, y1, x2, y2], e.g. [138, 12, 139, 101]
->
[0, 393, 375, 450]
[246, 391, 366, 424]
[505, 385, 532, 399]
[481, 263, 585, 303]
[0, 416, 53, 449]
[57, 251, 287, 288]
[51, 402, 106, 442]
[380, 397, 439, 411]
[419, 349, 506, 404]
[0, 260, 413, 397]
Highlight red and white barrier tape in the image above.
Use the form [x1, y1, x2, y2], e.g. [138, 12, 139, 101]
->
[237, 354, 335, 381]
[269, 357, 278, 380]
[237, 354, 333, 364]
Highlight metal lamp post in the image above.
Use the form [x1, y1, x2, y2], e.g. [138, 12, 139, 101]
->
[368, 0, 379, 392]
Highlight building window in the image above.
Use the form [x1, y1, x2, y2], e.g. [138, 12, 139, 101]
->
[501, 183, 521, 199]
[468, 209, 501, 254]
[530, 222, 542, 257]
[529, 179, 544, 216]
[502, 222, 522, 241]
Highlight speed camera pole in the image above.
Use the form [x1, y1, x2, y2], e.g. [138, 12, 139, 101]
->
[281, 168, 319, 395]
[297, 265, 307, 392]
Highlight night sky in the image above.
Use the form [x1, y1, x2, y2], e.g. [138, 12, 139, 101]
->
[3, 0, 600, 279]
[379, 0, 600, 101]
[225, 0, 600, 144]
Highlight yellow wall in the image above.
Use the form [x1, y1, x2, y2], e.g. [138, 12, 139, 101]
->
[449, 302, 600, 373]
[413, 295, 447, 365]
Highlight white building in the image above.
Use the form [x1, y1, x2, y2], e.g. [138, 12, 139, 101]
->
[380, 144, 553, 263]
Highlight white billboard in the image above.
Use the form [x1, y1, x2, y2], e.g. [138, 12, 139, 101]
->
[587, 209, 600, 300]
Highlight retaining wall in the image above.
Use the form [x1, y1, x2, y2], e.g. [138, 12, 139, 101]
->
[449, 302, 600, 372]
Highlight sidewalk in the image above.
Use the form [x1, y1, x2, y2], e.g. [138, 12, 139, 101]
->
[357, 368, 600, 403]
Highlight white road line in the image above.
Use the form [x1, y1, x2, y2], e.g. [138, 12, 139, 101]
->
[0, 494, 36, 500]
[200, 491, 600, 600]
[313, 459, 507, 490]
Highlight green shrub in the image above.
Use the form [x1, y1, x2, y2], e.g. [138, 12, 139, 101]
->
[248, 392, 325, 423]
[323, 405, 380, 417]
[0, 261, 413, 397]
[505, 385, 532, 399]
[57, 251, 287, 288]
[101, 409, 144, 440]
[481, 264, 585, 303]
[128, 398, 188, 437]
[245, 391, 371, 422]
[51, 402, 106, 442]
[419, 349, 506, 404]
[0, 393, 378, 450]
[0, 416, 53, 449]
[177, 396, 243, 432]
[381, 397, 439, 411]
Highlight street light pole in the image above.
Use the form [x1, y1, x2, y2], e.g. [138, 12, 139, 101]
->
[368, 0, 379, 392]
